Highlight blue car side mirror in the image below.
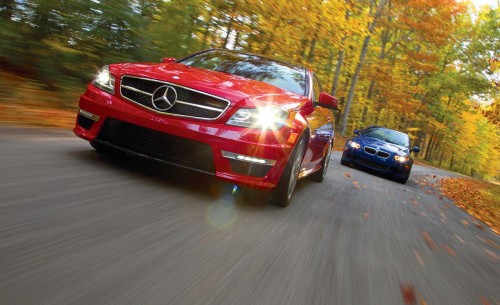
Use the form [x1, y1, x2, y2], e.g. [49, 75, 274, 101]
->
[354, 129, 360, 135]
[412, 146, 420, 153]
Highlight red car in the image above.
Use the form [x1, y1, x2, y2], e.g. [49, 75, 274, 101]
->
[74, 49, 338, 207]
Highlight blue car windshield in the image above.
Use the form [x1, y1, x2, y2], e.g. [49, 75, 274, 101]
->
[363, 128, 409, 147]
[179, 50, 307, 96]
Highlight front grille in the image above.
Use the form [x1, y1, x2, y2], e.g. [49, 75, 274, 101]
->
[97, 118, 215, 173]
[229, 159, 272, 177]
[120, 76, 229, 120]
[377, 151, 390, 158]
[364, 146, 390, 159]
[364, 147, 376, 155]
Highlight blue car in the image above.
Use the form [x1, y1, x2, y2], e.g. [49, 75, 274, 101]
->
[341, 126, 420, 183]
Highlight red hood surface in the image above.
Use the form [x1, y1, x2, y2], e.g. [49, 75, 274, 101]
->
[110, 63, 307, 110]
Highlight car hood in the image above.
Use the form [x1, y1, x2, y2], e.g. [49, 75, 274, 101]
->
[358, 136, 410, 154]
[110, 63, 307, 110]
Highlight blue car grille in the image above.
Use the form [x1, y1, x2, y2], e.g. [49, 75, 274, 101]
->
[364, 146, 390, 159]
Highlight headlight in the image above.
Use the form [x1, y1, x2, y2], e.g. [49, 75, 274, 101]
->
[394, 155, 408, 162]
[348, 141, 361, 149]
[226, 106, 288, 130]
[92, 65, 115, 94]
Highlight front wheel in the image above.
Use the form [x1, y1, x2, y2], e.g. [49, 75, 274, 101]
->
[311, 142, 332, 182]
[273, 136, 306, 207]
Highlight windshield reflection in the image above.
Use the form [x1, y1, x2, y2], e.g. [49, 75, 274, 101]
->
[363, 127, 409, 147]
[179, 50, 307, 96]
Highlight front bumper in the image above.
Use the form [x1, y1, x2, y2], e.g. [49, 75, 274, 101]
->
[74, 85, 301, 189]
[341, 146, 411, 178]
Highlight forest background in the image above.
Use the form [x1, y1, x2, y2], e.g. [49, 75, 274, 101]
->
[0, 0, 499, 180]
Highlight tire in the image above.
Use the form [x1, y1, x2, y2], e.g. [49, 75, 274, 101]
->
[272, 136, 306, 207]
[311, 142, 332, 182]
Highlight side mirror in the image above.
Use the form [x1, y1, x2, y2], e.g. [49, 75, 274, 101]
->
[317, 92, 338, 110]
[354, 129, 360, 135]
[161, 58, 176, 64]
[412, 146, 420, 153]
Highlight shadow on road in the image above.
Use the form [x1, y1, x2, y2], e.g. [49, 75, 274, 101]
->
[68, 147, 273, 209]
[339, 160, 418, 187]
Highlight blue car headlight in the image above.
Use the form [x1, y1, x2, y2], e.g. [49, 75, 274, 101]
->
[394, 155, 409, 163]
[348, 141, 361, 149]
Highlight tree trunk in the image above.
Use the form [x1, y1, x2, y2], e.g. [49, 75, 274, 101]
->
[340, 0, 387, 136]
[331, 47, 344, 97]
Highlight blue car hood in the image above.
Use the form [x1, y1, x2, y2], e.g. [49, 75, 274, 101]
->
[358, 136, 409, 154]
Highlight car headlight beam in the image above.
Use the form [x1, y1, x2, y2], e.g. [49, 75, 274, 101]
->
[348, 141, 361, 149]
[227, 106, 288, 130]
[395, 155, 408, 163]
[92, 65, 115, 94]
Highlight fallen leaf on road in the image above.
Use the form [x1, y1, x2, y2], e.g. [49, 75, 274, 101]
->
[414, 250, 425, 267]
[411, 199, 418, 206]
[420, 211, 428, 217]
[422, 232, 438, 252]
[484, 248, 499, 260]
[352, 180, 360, 189]
[419, 294, 428, 305]
[363, 212, 369, 221]
[461, 219, 470, 227]
[401, 284, 416, 305]
[482, 238, 499, 248]
[362, 184, 367, 188]
[480, 296, 491, 305]
[443, 245, 457, 257]
[474, 222, 485, 230]
[454, 234, 465, 244]
[344, 172, 352, 179]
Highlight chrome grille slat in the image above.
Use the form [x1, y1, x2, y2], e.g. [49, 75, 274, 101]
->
[121, 85, 153, 96]
[176, 100, 224, 112]
[120, 76, 230, 120]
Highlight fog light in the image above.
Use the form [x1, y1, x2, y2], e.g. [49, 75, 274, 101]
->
[221, 151, 276, 166]
[79, 109, 100, 121]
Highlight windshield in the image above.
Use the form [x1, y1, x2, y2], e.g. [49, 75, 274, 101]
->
[179, 50, 307, 96]
[362, 127, 409, 147]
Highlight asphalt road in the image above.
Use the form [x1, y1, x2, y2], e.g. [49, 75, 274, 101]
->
[1, 125, 498, 305]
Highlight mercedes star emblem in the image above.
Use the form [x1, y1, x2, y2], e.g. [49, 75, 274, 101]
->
[152, 85, 177, 111]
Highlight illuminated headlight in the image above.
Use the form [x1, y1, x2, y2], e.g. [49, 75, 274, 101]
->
[92, 65, 115, 94]
[348, 141, 361, 149]
[226, 106, 288, 130]
[395, 155, 408, 163]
